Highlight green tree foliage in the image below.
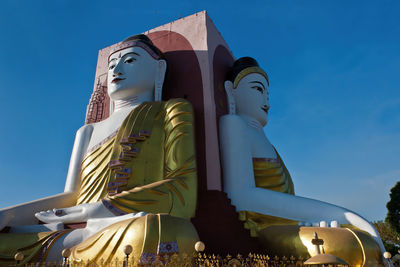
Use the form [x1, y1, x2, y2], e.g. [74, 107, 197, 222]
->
[387, 182, 400, 233]
[373, 220, 400, 255]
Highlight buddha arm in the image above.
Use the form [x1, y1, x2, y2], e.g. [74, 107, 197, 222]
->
[64, 124, 93, 193]
[219, 115, 385, 251]
[0, 125, 93, 226]
[104, 99, 197, 219]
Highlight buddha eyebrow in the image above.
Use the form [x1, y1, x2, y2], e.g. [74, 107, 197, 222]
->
[250, 81, 266, 90]
[121, 52, 140, 58]
[108, 52, 140, 63]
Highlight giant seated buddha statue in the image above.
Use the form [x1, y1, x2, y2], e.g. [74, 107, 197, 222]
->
[0, 34, 199, 265]
[219, 57, 389, 266]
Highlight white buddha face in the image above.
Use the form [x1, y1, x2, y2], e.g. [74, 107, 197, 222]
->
[107, 46, 158, 100]
[234, 73, 270, 126]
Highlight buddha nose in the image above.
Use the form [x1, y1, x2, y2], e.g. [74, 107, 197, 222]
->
[113, 60, 123, 76]
[264, 94, 270, 106]
[113, 71, 122, 77]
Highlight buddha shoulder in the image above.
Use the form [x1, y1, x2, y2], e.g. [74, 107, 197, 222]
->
[75, 124, 94, 138]
[219, 114, 248, 133]
[163, 98, 194, 115]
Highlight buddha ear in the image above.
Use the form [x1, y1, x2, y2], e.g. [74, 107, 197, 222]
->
[224, 80, 236, 114]
[155, 59, 167, 102]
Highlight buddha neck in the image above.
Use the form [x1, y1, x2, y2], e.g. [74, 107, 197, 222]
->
[240, 115, 265, 132]
[112, 91, 154, 113]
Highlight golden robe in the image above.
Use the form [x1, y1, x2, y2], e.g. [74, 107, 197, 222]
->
[77, 99, 197, 219]
[0, 99, 199, 265]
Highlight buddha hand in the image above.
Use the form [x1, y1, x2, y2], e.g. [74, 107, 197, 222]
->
[35, 201, 116, 224]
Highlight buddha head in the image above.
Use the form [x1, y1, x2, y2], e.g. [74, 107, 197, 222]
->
[224, 57, 270, 126]
[107, 34, 167, 103]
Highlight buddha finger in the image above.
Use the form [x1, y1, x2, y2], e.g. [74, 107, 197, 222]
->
[37, 210, 53, 215]
[53, 208, 64, 216]
[58, 213, 86, 223]
[37, 208, 87, 224]
[134, 211, 147, 217]
[36, 208, 73, 221]
[330, 220, 339, 228]
[54, 205, 84, 216]
[35, 212, 59, 223]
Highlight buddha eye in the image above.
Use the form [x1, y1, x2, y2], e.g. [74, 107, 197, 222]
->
[124, 58, 136, 64]
[108, 63, 116, 70]
[252, 86, 264, 93]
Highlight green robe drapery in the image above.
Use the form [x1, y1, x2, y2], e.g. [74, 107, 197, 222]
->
[70, 98, 199, 263]
[77, 99, 197, 219]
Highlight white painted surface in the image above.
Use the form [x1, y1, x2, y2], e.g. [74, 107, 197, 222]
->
[219, 72, 387, 258]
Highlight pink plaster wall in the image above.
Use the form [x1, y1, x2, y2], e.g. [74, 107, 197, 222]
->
[85, 11, 234, 192]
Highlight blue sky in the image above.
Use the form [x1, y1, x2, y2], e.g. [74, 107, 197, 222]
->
[0, 0, 399, 222]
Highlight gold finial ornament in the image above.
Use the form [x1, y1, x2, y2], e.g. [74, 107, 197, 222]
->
[311, 232, 324, 255]
[384, 252, 392, 259]
[195, 241, 205, 252]
[62, 248, 71, 258]
[123, 245, 133, 267]
[14, 252, 24, 261]
[124, 244, 133, 255]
